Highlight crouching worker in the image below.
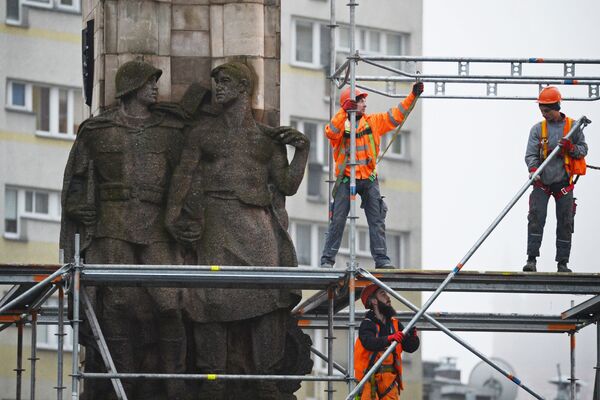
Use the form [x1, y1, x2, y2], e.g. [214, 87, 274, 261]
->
[355, 284, 420, 399]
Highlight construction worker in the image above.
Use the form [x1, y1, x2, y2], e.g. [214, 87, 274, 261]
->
[320, 82, 423, 268]
[523, 86, 588, 273]
[355, 283, 420, 399]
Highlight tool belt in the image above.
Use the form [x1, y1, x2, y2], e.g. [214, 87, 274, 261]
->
[534, 180, 574, 200]
[99, 183, 165, 204]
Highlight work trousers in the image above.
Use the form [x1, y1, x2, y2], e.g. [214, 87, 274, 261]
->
[527, 183, 574, 262]
[321, 178, 391, 267]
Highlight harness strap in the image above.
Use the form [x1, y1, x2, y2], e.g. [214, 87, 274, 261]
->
[541, 117, 574, 184]
[534, 181, 574, 200]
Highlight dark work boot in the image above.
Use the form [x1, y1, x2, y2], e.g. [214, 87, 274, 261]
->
[522, 257, 537, 272]
[557, 261, 572, 273]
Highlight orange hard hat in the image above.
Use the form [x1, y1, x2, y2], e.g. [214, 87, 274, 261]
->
[340, 87, 368, 106]
[360, 284, 380, 308]
[537, 86, 561, 104]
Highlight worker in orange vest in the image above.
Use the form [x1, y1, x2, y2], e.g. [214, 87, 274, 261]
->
[524, 86, 588, 273]
[355, 284, 420, 399]
[320, 82, 423, 268]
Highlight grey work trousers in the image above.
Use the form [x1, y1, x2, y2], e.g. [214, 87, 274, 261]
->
[527, 182, 574, 263]
[321, 178, 391, 267]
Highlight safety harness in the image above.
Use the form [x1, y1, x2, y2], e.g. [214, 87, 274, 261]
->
[537, 117, 586, 199]
[332, 120, 378, 196]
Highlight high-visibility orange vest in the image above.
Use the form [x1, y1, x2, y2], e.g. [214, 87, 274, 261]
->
[541, 117, 587, 183]
[354, 318, 404, 399]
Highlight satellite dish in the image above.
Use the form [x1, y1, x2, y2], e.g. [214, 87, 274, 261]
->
[468, 357, 518, 400]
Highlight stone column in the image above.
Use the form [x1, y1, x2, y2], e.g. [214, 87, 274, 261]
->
[82, 0, 280, 125]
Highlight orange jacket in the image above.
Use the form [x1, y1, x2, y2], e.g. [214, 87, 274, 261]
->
[325, 92, 418, 179]
[354, 318, 404, 398]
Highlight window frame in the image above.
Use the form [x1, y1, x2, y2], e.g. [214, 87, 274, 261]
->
[6, 79, 82, 140]
[23, 0, 53, 10]
[3, 186, 61, 240]
[380, 129, 409, 160]
[6, 80, 32, 112]
[6, 0, 23, 25]
[338, 228, 407, 268]
[56, 0, 80, 13]
[289, 221, 327, 268]
[337, 24, 408, 59]
[36, 297, 74, 351]
[291, 18, 328, 70]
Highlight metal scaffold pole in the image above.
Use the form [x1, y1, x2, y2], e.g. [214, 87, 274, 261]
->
[327, 287, 335, 399]
[29, 311, 38, 400]
[346, 0, 358, 394]
[327, 0, 337, 224]
[346, 115, 591, 400]
[15, 321, 24, 400]
[71, 234, 81, 400]
[56, 285, 66, 400]
[571, 330, 577, 400]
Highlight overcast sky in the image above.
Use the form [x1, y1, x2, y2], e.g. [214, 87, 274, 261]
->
[421, 0, 600, 397]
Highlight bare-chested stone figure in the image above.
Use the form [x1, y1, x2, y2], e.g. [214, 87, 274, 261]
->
[166, 62, 312, 400]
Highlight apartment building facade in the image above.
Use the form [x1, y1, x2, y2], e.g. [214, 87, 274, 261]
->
[1, 1, 81, 398]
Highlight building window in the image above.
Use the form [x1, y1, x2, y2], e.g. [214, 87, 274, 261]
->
[4, 188, 19, 237]
[338, 25, 407, 68]
[37, 297, 73, 351]
[339, 228, 407, 268]
[6, 80, 83, 138]
[56, 0, 80, 12]
[3, 187, 61, 239]
[6, 0, 22, 24]
[289, 221, 328, 267]
[290, 118, 329, 200]
[291, 18, 330, 69]
[380, 130, 409, 160]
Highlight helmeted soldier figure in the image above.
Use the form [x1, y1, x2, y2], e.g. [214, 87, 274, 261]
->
[60, 60, 187, 400]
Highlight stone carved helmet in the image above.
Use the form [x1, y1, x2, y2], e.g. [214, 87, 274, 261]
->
[115, 60, 162, 99]
[211, 62, 256, 96]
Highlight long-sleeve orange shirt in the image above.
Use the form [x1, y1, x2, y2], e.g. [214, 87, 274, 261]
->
[325, 92, 417, 179]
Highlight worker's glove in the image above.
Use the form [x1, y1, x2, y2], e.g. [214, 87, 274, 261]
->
[67, 204, 97, 226]
[342, 99, 358, 112]
[412, 82, 424, 96]
[387, 331, 404, 343]
[560, 138, 575, 154]
[528, 168, 541, 182]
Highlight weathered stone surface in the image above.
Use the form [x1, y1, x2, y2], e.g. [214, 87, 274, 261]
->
[104, 1, 118, 54]
[171, 30, 210, 56]
[116, 1, 159, 54]
[103, 54, 119, 104]
[157, 2, 172, 56]
[173, 0, 209, 4]
[209, 5, 224, 58]
[149, 55, 172, 101]
[172, 5, 209, 31]
[223, 3, 264, 56]
[171, 56, 212, 86]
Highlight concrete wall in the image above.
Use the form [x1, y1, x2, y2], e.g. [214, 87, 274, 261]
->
[83, 0, 281, 125]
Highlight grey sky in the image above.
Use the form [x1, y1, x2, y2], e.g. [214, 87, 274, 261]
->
[421, 0, 600, 397]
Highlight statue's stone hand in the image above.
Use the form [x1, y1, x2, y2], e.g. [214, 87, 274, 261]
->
[167, 218, 202, 246]
[67, 204, 97, 226]
[270, 126, 309, 150]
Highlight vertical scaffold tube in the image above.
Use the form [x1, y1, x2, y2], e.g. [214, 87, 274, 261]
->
[57, 285, 65, 400]
[571, 330, 576, 400]
[30, 311, 38, 400]
[595, 322, 600, 400]
[327, 0, 337, 223]
[16, 321, 23, 400]
[346, 0, 358, 395]
[327, 287, 335, 400]
[71, 234, 81, 400]
[345, 115, 590, 400]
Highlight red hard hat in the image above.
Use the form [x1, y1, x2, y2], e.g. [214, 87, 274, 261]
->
[360, 284, 380, 308]
[339, 87, 368, 106]
[537, 86, 561, 104]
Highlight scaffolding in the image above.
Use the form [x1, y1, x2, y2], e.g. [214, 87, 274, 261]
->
[3, 1, 600, 400]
